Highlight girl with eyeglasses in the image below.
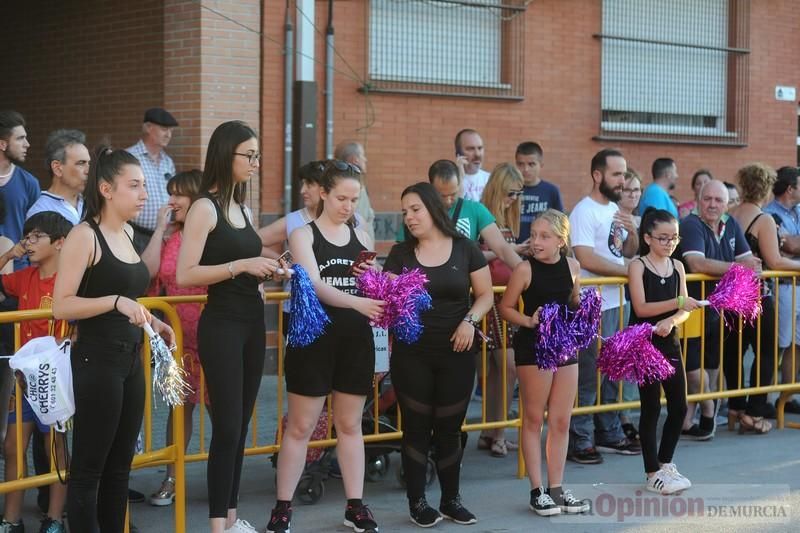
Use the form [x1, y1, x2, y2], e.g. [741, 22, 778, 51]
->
[267, 160, 385, 533]
[628, 209, 699, 495]
[476, 163, 527, 458]
[178, 121, 287, 533]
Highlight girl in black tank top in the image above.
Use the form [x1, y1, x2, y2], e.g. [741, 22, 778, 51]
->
[270, 161, 384, 533]
[498, 209, 588, 514]
[176, 122, 287, 530]
[628, 210, 700, 494]
[53, 147, 176, 533]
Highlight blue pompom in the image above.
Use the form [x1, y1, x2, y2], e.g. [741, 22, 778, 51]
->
[287, 264, 330, 347]
[392, 290, 432, 344]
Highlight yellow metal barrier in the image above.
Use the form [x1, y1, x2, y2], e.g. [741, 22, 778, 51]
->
[0, 271, 798, 532]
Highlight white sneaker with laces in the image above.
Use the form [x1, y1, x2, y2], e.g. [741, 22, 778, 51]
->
[661, 463, 692, 490]
[225, 519, 258, 533]
[646, 469, 684, 495]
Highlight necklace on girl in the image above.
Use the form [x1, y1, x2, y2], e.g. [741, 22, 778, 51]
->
[645, 256, 671, 285]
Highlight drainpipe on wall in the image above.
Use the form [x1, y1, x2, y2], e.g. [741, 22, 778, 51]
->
[325, 0, 334, 159]
[282, 0, 294, 215]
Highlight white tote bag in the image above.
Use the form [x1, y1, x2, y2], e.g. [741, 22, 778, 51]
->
[8, 336, 75, 433]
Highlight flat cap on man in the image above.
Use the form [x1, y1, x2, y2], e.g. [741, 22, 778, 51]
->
[143, 108, 178, 127]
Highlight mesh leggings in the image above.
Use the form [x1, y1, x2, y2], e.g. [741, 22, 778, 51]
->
[390, 347, 476, 502]
[638, 356, 687, 473]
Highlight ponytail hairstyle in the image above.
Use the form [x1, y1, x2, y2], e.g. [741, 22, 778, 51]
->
[316, 159, 363, 226]
[200, 120, 258, 225]
[638, 208, 678, 256]
[534, 209, 571, 256]
[84, 145, 141, 220]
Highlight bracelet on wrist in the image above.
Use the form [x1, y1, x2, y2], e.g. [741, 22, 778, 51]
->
[228, 261, 236, 279]
[113, 295, 121, 312]
[677, 295, 685, 310]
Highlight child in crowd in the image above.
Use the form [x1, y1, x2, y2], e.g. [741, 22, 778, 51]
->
[498, 210, 589, 516]
[0, 211, 73, 533]
[628, 209, 698, 494]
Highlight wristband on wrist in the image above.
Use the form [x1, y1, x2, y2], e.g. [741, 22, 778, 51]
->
[113, 295, 121, 312]
[228, 261, 236, 279]
[677, 295, 685, 309]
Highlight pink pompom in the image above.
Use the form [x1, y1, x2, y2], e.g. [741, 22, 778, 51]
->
[357, 268, 431, 342]
[706, 263, 762, 326]
[598, 324, 676, 385]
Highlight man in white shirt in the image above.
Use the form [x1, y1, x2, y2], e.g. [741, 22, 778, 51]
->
[126, 107, 178, 252]
[568, 148, 641, 464]
[27, 129, 89, 225]
[454, 128, 489, 201]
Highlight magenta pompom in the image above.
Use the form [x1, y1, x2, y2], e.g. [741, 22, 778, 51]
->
[706, 263, 762, 326]
[597, 324, 676, 385]
[534, 303, 576, 371]
[357, 268, 431, 343]
[572, 288, 602, 350]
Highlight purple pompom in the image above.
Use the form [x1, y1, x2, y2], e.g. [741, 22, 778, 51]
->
[357, 267, 431, 344]
[534, 303, 577, 371]
[287, 264, 330, 347]
[598, 324, 676, 385]
[572, 288, 602, 350]
[707, 263, 762, 326]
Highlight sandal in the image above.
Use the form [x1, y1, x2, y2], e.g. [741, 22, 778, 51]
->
[737, 413, 772, 434]
[149, 477, 176, 506]
[490, 439, 508, 457]
[477, 435, 492, 450]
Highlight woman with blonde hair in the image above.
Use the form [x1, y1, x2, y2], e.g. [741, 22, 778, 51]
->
[476, 163, 527, 457]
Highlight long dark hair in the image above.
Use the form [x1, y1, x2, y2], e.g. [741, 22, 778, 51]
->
[84, 145, 141, 220]
[638, 208, 678, 256]
[200, 121, 257, 224]
[400, 182, 463, 248]
[315, 159, 362, 226]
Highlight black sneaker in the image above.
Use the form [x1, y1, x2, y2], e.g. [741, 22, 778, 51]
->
[596, 437, 641, 455]
[550, 487, 590, 514]
[529, 487, 560, 516]
[567, 447, 603, 464]
[266, 506, 292, 533]
[409, 497, 443, 528]
[128, 489, 145, 503]
[0, 519, 24, 533]
[680, 424, 714, 441]
[344, 504, 378, 533]
[621, 422, 640, 442]
[439, 495, 477, 525]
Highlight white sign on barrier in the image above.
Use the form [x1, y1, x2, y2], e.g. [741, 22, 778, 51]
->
[373, 327, 389, 373]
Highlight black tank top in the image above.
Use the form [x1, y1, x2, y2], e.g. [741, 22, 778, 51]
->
[629, 258, 681, 357]
[513, 255, 573, 351]
[77, 219, 150, 344]
[199, 194, 264, 320]
[310, 221, 367, 328]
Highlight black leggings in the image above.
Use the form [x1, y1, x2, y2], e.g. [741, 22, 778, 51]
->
[391, 347, 475, 503]
[197, 313, 265, 518]
[68, 339, 144, 533]
[638, 356, 687, 474]
[722, 296, 775, 417]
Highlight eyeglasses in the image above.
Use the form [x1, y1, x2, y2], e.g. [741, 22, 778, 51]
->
[507, 190, 523, 199]
[22, 232, 50, 245]
[622, 188, 642, 195]
[648, 234, 681, 245]
[327, 159, 362, 175]
[233, 152, 261, 165]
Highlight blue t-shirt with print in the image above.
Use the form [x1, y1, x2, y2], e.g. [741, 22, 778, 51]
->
[518, 180, 563, 243]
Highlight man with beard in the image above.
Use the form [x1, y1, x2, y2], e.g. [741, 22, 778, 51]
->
[27, 129, 89, 225]
[126, 107, 178, 252]
[0, 111, 41, 269]
[455, 128, 490, 201]
[639, 158, 679, 218]
[567, 148, 641, 464]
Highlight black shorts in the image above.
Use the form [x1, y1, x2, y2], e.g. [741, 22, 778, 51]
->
[285, 320, 375, 397]
[514, 348, 578, 368]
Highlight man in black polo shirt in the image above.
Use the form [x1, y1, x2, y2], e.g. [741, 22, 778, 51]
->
[679, 179, 761, 440]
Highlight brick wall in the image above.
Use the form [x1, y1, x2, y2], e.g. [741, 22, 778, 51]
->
[0, 0, 166, 182]
[260, 0, 800, 238]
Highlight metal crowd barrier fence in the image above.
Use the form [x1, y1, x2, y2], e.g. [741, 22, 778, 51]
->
[0, 271, 798, 533]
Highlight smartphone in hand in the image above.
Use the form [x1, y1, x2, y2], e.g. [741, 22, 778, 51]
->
[348, 250, 377, 275]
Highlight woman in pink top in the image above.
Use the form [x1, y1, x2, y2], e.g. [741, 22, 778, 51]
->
[141, 169, 208, 507]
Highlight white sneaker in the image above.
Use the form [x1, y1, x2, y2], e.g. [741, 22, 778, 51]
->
[645, 469, 684, 495]
[225, 519, 258, 533]
[661, 463, 692, 490]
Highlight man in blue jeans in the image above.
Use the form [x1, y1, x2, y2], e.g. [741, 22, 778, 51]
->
[568, 148, 642, 464]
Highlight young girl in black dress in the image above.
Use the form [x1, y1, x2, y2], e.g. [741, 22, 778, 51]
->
[628, 209, 698, 495]
[498, 209, 588, 516]
[53, 146, 175, 532]
[384, 182, 494, 528]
